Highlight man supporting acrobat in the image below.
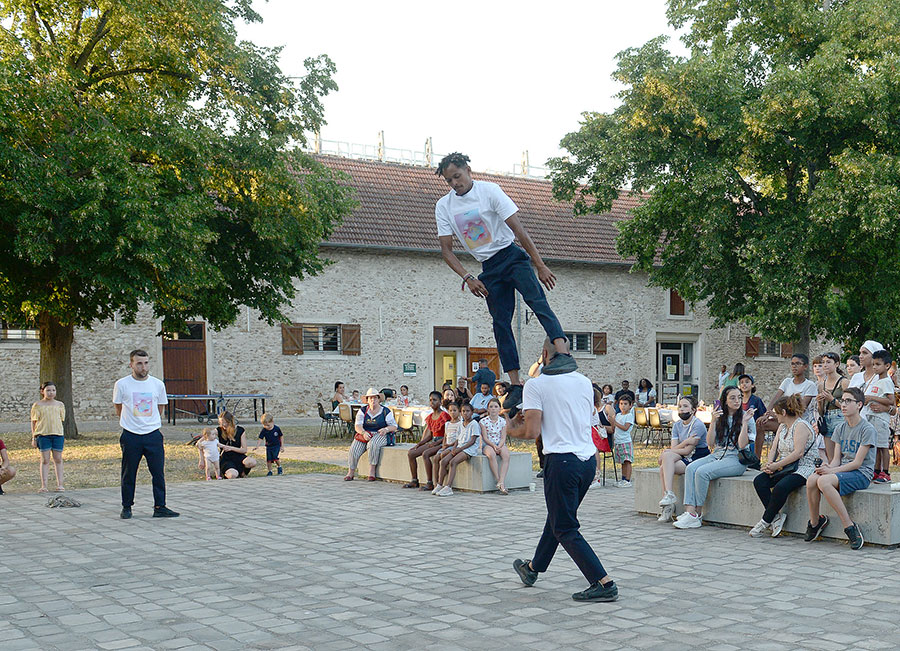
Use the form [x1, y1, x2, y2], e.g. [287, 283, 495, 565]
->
[434, 152, 574, 385]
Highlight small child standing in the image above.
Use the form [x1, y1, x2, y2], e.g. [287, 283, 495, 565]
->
[613, 393, 636, 487]
[863, 350, 895, 483]
[255, 413, 284, 476]
[197, 428, 221, 480]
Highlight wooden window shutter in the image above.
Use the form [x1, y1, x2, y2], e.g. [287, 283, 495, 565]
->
[669, 289, 685, 316]
[341, 324, 361, 356]
[281, 323, 303, 355]
[745, 336, 759, 357]
[780, 343, 793, 358]
[592, 332, 607, 355]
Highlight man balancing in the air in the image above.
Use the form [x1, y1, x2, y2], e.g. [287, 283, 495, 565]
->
[434, 152, 575, 386]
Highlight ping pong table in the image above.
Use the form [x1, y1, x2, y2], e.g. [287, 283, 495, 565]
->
[166, 393, 270, 425]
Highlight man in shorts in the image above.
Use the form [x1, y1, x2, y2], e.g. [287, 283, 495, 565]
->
[805, 387, 875, 550]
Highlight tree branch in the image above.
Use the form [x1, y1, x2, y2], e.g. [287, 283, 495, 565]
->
[71, 8, 112, 71]
[32, 1, 57, 47]
[731, 169, 768, 217]
[79, 67, 192, 90]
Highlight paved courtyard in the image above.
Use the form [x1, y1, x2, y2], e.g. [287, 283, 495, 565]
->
[1, 473, 896, 650]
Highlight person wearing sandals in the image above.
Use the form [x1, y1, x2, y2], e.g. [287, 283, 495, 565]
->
[805, 387, 875, 550]
[673, 386, 755, 529]
[404, 391, 449, 490]
[437, 402, 481, 496]
[31, 381, 66, 493]
[481, 398, 511, 494]
[346, 388, 397, 482]
[657, 395, 709, 522]
[749, 395, 818, 538]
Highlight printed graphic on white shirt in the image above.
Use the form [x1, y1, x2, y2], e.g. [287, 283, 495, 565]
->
[453, 209, 492, 250]
[133, 393, 154, 418]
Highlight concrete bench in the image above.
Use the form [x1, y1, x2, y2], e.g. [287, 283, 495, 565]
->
[633, 468, 900, 547]
[358, 443, 533, 492]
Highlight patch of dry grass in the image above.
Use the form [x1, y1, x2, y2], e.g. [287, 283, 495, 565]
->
[0, 431, 344, 495]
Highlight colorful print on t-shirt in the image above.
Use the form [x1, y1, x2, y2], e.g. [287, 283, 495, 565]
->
[454, 209, 492, 250]
[132, 392, 154, 418]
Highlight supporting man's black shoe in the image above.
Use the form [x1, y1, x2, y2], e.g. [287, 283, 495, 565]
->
[152, 505, 179, 518]
[513, 559, 538, 587]
[120, 507, 132, 519]
[572, 580, 618, 602]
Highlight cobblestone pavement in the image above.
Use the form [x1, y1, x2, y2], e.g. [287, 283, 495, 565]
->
[1, 474, 895, 650]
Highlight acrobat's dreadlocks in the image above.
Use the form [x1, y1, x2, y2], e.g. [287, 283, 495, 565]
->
[435, 152, 470, 176]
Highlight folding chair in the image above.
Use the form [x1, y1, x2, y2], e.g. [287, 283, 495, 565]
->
[317, 403, 341, 439]
[395, 410, 417, 444]
[338, 402, 355, 438]
[648, 408, 671, 447]
[633, 407, 650, 445]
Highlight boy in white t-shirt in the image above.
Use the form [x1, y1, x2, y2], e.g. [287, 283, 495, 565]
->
[434, 152, 573, 385]
[613, 393, 636, 488]
[863, 350, 895, 483]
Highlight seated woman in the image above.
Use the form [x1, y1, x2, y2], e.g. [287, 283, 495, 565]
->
[674, 386, 755, 529]
[215, 412, 258, 479]
[636, 379, 657, 408]
[657, 395, 709, 522]
[0, 437, 16, 494]
[481, 398, 511, 494]
[749, 394, 818, 537]
[332, 381, 348, 410]
[437, 402, 480, 497]
[345, 388, 398, 482]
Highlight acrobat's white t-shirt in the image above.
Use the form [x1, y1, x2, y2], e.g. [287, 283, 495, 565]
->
[113, 375, 167, 434]
[435, 181, 517, 262]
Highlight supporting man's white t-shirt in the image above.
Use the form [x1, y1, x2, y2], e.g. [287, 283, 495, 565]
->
[522, 370, 597, 461]
[113, 375, 167, 434]
[434, 181, 517, 262]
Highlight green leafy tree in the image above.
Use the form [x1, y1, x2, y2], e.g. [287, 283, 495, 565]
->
[0, 1, 354, 436]
[550, 0, 900, 357]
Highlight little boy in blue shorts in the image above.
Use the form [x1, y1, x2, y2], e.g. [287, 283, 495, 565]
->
[254, 413, 284, 476]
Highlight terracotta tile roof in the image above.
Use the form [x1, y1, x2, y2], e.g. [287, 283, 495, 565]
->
[318, 155, 641, 265]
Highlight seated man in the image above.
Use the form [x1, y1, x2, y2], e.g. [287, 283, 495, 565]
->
[404, 391, 449, 491]
[470, 382, 492, 420]
[805, 387, 875, 550]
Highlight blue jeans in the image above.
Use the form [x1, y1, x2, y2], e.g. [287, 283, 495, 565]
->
[531, 453, 607, 584]
[822, 410, 843, 439]
[479, 244, 565, 373]
[683, 452, 746, 507]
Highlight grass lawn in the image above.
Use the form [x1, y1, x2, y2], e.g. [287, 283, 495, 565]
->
[0, 431, 345, 495]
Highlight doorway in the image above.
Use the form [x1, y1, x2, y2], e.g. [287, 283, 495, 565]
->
[163, 322, 208, 412]
[434, 348, 466, 391]
[656, 341, 696, 403]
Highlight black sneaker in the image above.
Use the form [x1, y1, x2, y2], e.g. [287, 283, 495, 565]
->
[0, 484, 5, 495]
[542, 352, 578, 376]
[536, 470, 544, 478]
[513, 559, 538, 587]
[573, 580, 619, 602]
[277, 467, 283, 475]
[120, 507, 132, 519]
[804, 514, 828, 542]
[152, 506, 180, 518]
[845, 522, 864, 550]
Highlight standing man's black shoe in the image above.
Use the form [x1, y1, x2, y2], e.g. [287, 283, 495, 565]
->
[120, 507, 132, 519]
[572, 580, 618, 602]
[513, 559, 538, 586]
[152, 506, 179, 518]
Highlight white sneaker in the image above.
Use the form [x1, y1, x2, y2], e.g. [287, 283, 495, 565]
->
[589, 480, 603, 490]
[770, 512, 787, 537]
[437, 486, 453, 497]
[674, 510, 693, 522]
[673, 513, 702, 529]
[749, 519, 770, 538]
[891, 482, 900, 492]
[659, 491, 676, 507]
[658, 504, 675, 522]
[431, 484, 443, 495]
[617, 479, 633, 488]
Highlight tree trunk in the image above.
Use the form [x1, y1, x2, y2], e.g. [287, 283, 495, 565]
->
[794, 316, 811, 360]
[38, 313, 79, 439]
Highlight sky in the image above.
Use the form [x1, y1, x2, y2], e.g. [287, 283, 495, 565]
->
[237, 0, 686, 175]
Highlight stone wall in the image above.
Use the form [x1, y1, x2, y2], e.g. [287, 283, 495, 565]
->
[0, 248, 821, 424]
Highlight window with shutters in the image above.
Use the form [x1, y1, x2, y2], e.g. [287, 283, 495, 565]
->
[564, 332, 593, 354]
[281, 323, 360, 356]
[760, 340, 782, 357]
[1, 320, 38, 341]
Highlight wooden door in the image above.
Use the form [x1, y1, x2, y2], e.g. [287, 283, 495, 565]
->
[468, 347, 501, 385]
[163, 322, 208, 414]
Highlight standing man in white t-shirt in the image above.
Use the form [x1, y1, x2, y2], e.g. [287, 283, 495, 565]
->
[507, 338, 618, 602]
[113, 349, 179, 519]
[434, 152, 574, 386]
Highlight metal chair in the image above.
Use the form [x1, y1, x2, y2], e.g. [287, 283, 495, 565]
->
[647, 408, 671, 447]
[633, 407, 650, 445]
[395, 410, 417, 444]
[338, 402, 355, 438]
[317, 403, 341, 439]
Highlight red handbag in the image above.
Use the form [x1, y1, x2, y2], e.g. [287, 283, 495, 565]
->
[592, 425, 612, 453]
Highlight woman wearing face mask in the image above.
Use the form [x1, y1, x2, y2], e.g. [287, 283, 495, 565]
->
[657, 395, 709, 522]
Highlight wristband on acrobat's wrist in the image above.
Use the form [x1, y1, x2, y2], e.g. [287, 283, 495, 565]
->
[461, 273, 475, 290]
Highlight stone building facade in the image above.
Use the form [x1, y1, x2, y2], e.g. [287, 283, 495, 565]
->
[0, 157, 803, 423]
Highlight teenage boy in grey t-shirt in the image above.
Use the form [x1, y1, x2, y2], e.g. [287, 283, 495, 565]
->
[804, 387, 874, 550]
